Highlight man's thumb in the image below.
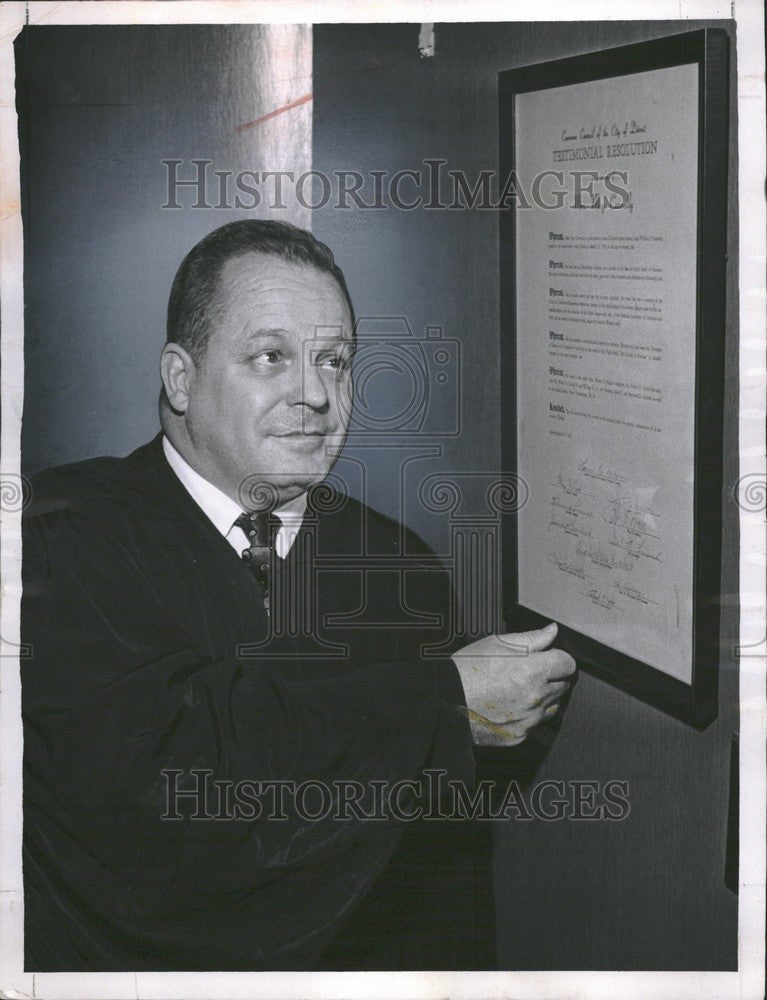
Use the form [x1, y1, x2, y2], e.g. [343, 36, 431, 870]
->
[502, 621, 558, 655]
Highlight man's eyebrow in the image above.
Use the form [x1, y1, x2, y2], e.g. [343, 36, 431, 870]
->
[242, 328, 289, 341]
[241, 329, 352, 343]
[311, 335, 354, 347]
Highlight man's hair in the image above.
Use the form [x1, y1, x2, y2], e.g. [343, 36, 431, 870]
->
[166, 220, 355, 364]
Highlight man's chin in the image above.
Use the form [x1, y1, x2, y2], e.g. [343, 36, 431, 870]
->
[237, 461, 336, 509]
[275, 476, 322, 500]
[234, 434, 346, 507]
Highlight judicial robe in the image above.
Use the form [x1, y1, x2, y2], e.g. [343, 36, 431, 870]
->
[21, 434, 494, 971]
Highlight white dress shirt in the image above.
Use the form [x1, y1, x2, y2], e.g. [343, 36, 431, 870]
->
[162, 436, 306, 559]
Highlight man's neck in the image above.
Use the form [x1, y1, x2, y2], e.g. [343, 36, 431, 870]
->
[162, 436, 307, 558]
[161, 417, 238, 502]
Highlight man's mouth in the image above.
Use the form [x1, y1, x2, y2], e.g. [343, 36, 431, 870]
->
[272, 431, 331, 450]
[275, 431, 326, 437]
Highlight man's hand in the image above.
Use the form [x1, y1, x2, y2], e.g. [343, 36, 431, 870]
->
[451, 623, 576, 746]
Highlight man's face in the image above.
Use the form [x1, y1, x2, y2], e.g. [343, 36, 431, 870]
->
[181, 253, 354, 505]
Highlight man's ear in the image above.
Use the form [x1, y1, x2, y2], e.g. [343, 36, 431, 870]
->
[161, 343, 196, 413]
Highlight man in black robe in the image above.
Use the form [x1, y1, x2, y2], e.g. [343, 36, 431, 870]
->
[21, 220, 574, 971]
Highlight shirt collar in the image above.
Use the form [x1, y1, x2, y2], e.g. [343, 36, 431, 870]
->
[162, 436, 307, 537]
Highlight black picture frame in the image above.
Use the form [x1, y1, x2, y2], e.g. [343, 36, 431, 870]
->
[499, 29, 730, 728]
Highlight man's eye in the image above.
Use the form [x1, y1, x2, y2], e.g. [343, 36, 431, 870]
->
[255, 350, 282, 365]
[320, 354, 351, 371]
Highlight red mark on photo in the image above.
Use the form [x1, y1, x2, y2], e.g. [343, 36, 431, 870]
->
[236, 93, 313, 133]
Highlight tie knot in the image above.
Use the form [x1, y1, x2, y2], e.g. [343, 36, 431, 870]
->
[235, 510, 277, 548]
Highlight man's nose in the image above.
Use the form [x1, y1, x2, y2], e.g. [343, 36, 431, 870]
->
[289, 357, 330, 410]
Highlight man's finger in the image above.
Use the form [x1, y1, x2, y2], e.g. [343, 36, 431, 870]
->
[497, 621, 558, 656]
[526, 680, 570, 711]
[544, 649, 577, 681]
[536, 680, 571, 706]
[521, 647, 576, 680]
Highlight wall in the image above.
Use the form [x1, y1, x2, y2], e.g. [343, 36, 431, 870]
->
[312, 20, 739, 969]
[16, 23, 311, 475]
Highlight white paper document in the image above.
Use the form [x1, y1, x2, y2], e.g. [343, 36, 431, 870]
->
[515, 63, 699, 683]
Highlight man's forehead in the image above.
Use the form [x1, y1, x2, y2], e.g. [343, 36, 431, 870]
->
[212, 252, 352, 343]
[218, 252, 347, 308]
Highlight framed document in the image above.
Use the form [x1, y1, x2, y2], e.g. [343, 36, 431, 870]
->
[499, 30, 730, 726]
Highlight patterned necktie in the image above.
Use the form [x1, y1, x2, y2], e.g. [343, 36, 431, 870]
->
[235, 510, 277, 615]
